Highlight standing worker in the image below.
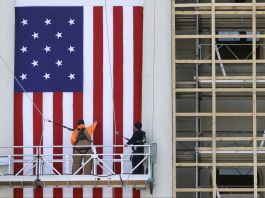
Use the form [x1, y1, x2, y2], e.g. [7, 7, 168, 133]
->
[71, 119, 98, 175]
[125, 122, 146, 174]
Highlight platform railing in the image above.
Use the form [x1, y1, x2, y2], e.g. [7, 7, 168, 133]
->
[0, 145, 152, 177]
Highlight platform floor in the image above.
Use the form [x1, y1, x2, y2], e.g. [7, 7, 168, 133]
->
[0, 174, 150, 188]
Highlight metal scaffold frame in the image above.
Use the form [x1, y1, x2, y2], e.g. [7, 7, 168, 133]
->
[172, 0, 265, 197]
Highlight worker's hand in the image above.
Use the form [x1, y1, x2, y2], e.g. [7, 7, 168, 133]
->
[94, 120, 98, 125]
[115, 131, 120, 135]
[124, 144, 128, 147]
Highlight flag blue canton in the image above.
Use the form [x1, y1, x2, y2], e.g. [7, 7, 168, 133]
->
[15, 7, 83, 92]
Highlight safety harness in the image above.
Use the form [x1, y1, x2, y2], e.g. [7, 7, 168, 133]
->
[75, 128, 92, 154]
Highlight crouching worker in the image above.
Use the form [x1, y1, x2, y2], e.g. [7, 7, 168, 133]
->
[71, 119, 98, 175]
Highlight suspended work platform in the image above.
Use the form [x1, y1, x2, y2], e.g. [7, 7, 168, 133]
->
[0, 144, 156, 192]
[0, 175, 150, 188]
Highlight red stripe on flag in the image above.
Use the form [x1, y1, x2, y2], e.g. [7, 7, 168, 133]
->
[93, 6, 103, 198]
[33, 93, 43, 198]
[53, 92, 63, 198]
[113, 6, 123, 198]
[133, 6, 143, 198]
[14, 93, 23, 198]
[133, 6, 143, 122]
[73, 92, 83, 198]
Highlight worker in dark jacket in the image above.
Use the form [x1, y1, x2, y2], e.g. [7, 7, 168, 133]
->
[125, 122, 146, 174]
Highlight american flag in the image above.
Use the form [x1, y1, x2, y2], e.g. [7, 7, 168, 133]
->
[14, 0, 143, 198]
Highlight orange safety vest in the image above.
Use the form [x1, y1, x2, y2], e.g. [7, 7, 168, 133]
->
[71, 122, 97, 145]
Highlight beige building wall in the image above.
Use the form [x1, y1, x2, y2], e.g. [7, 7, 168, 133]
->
[142, 0, 172, 197]
[0, 0, 15, 197]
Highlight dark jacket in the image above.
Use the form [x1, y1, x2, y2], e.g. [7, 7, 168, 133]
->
[127, 130, 146, 153]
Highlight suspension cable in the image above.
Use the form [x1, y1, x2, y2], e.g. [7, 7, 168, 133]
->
[151, 0, 156, 143]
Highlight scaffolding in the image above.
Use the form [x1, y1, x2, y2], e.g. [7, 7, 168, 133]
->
[172, 0, 265, 197]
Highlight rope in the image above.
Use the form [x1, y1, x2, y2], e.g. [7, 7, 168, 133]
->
[0, 55, 48, 148]
[104, 0, 117, 138]
[0, 56, 46, 121]
[104, 0, 119, 173]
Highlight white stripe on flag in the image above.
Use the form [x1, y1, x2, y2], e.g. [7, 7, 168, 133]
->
[43, 93, 53, 197]
[103, 5, 114, 197]
[63, 93, 73, 197]
[23, 92, 34, 197]
[83, 5, 93, 197]
[83, 6, 94, 133]
[123, 6, 134, 197]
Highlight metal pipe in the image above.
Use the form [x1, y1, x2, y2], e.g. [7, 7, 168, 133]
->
[66, 155, 70, 174]
[8, 156, 11, 175]
[195, 0, 201, 197]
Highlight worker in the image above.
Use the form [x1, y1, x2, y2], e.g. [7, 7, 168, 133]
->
[71, 119, 98, 175]
[124, 122, 146, 174]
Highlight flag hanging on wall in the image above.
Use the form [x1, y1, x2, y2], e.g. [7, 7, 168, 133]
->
[14, 0, 143, 198]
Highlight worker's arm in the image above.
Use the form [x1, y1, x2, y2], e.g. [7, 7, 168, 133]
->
[125, 133, 137, 146]
[71, 130, 78, 145]
[86, 121, 98, 136]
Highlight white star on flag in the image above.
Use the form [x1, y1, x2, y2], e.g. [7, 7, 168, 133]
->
[32, 32, 39, 39]
[20, 73, 27, 80]
[21, 19, 28, 26]
[68, 46, 75, 53]
[44, 18, 51, 26]
[20, 46, 27, 53]
[55, 60, 63, 67]
[31, 60, 38, 67]
[55, 32, 62, 39]
[44, 45, 51, 53]
[43, 73, 50, 80]
[68, 73, 75, 80]
[68, 18, 75, 26]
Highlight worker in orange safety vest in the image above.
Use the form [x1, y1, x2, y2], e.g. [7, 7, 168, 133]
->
[71, 119, 98, 174]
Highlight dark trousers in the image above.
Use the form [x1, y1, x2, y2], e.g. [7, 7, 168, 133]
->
[132, 155, 144, 174]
